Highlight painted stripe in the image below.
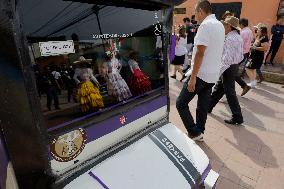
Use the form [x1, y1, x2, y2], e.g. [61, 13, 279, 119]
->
[152, 130, 201, 184]
[148, 134, 195, 188]
[201, 164, 212, 187]
[88, 172, 110, 189]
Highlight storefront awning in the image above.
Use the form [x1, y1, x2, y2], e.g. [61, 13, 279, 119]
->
[63, 0, 187, 10]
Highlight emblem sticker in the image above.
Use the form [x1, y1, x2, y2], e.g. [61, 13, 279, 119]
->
[50, 128, 87, 162]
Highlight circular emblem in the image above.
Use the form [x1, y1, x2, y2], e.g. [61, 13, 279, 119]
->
[50, 128, 87, 162]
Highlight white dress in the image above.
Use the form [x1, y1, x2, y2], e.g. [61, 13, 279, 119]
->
[175, 37, 188, 56]
[102, 58, 132, 101]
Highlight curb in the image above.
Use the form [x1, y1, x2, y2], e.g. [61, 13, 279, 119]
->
[261, 71, 284, 85]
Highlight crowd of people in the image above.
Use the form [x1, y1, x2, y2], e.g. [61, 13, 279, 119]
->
[173, 0, 284, 142]
[34, 50, 153, 113]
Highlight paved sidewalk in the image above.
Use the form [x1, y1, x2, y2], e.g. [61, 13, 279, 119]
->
[169, 77, 284, 189]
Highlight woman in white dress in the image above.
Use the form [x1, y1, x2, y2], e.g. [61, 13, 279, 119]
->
[170, 27, 187, 81]
[102, 52, 132, 102]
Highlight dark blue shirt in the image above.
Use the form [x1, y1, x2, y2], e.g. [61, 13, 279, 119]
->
[186, 25, 197, 44]
[271, 24, 284, 41]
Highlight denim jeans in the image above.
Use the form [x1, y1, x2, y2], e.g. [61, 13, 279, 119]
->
[176, 77, 214, 135]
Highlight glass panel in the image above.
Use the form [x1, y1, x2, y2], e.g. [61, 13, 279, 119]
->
[21, 0, 165, 131]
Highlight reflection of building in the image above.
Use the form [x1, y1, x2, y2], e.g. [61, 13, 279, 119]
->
[174, 0, 284, 64]
[29, 40, 108, 71]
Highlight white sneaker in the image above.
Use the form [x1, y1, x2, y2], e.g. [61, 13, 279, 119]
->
[252, 80, 257, 88]
[191, 133, 204, 142]
[248, 81, 257, 88]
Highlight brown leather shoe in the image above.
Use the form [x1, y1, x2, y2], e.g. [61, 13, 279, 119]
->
[241, 85, 251, 96]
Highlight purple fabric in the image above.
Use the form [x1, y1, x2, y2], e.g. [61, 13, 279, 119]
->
[89, 172, 110, 189]
[0, 133, 9, 189]
[200, 164, 212, 188]
[169, 35, 176, 62]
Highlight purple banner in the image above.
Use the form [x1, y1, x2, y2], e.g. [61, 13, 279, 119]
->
[0, 133, 9, 189]
[169, 35, 176, 63]
[85, 95, 167, 143]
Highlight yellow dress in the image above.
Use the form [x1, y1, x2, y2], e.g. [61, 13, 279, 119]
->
[74, 68, 104, 112]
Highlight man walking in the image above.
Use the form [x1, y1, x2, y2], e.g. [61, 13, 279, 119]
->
[208, 16, 244, 125]
[176, 0, 225, 141]
[265, 17, 284, 66]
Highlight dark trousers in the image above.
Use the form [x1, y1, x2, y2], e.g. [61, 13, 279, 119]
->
[176, 77, 214, 135]
[67, 87, 73, 102]
[209, 64, 243, 122]
[236, 54, 248, 89]
[46, 87, 59, 109]
[266, 40, 282, 63]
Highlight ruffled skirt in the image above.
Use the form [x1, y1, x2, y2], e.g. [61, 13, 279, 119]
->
[77, 81, 104, 112]
[129, 69, 152, 96]
[106, 72, 132, 102]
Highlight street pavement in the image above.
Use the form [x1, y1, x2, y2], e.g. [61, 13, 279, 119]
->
[169, 77, 284, 189]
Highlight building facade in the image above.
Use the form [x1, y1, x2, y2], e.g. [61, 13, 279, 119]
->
[174, 0, 284, 64]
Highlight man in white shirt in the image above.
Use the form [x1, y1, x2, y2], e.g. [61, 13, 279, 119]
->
[176, 0, 225, 141]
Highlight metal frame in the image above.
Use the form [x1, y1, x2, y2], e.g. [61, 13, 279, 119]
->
[0, 0, 185, 188]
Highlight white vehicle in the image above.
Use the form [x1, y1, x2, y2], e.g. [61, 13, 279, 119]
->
[0, 0, 218, 188]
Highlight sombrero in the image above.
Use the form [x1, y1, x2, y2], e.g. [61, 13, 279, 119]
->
[73, 56, 92, 65]
[221, 16, 241, 31]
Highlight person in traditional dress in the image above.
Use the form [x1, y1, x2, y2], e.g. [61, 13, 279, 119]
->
[73, 56, 104, 112]
[128, 51, 152, 96]
[102, 51, 132, 102]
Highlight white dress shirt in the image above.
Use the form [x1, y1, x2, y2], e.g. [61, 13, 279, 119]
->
[190, 14, 225, 83]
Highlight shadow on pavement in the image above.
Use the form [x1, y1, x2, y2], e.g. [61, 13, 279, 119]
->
[239, 97, 276, 119]
[258, 83, 284, 94]
[209, 113, 278, 170]
[197, 142, 251, 188]
[219, 108, 266, 131]
[253, 88, 284, 105]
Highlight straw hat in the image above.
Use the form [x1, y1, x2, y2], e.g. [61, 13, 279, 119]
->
[222, 16, 241, 30]
[253, 23, 266, 29]
[73, 56, 92, 65]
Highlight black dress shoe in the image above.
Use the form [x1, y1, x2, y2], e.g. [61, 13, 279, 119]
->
[224, 119, 243, 125]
